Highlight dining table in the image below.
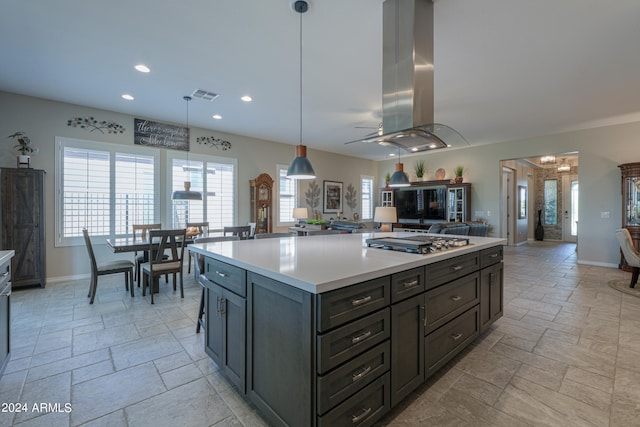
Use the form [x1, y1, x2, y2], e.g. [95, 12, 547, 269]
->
[106, 232, 218, 293]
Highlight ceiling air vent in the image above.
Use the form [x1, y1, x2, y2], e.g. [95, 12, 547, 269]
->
[191, 89, 220, 101]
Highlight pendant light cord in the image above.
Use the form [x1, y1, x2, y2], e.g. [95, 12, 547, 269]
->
[298, 9, 303, 148]
[184, 95, 191, 182]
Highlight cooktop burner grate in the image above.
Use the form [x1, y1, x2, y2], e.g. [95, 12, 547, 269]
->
[366, 235, 470, 254]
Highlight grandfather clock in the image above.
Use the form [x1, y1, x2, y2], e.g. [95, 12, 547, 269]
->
[250, 173, 273, 234]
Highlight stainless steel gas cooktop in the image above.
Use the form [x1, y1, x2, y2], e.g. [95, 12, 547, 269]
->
[366, 234, 470, 254]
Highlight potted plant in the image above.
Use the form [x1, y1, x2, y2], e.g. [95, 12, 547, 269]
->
[414, 160, 426, 181]
[385, 172, 391, 187]
[8, 132, 38, 168]
[454, 165, 465, 183]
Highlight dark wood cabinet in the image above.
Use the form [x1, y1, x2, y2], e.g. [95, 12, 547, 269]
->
[1, 168, 46, 288]
[480, 262, 503, 333]
[618, 163, 640, 269]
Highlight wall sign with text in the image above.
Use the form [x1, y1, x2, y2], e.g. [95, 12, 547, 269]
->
[134, 118, 189, 151]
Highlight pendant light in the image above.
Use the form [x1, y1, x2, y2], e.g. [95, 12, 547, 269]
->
[172, 95, 203, 200]
[286, 0, 316, 180]
[388, 148, 410, 187]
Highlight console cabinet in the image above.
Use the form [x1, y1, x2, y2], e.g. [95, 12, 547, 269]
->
[618, 163, 640, 269]
[200, 244, 503, 427]
[1, 168, 46, 288]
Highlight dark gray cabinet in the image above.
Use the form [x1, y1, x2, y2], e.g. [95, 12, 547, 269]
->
[0, 256, 11, 378]
[200, 243, 504, 427]
[390, 293, 425, 406]
[480, 247, 504, 333]
[1, 168, 46, 288]
[201, 258, 246, 393]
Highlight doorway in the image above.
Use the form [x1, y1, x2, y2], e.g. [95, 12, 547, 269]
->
[562, 174, 579, 243]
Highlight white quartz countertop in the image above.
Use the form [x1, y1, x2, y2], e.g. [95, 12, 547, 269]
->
[189, 232, 506, 294]
[0, 250, 15, 266]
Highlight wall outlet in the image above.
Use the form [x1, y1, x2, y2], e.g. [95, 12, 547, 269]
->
[601, 211, 610, 219]
[475, 211, 485, 218]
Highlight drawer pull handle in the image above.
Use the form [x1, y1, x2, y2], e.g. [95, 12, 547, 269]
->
[403, 279, 419, 288]
[352, 407, 372, 423]
[451, 332, 463, 341]
[351, 330, 372, 344]
[351, 295, 372, 307]
[0, 271, 8, 277]
[452, 266, 463, 271]
[215, 270, 227, 278]
[450, 295, 462, 302]
[490, 253, 498, 258]
[352, 366, 372, 382]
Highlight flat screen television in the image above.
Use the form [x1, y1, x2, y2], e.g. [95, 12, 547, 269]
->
[395, 186, 446, 222]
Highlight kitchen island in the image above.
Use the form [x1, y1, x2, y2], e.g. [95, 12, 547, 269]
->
[189, 232, 505, 427]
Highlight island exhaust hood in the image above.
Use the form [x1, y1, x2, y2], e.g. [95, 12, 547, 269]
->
[351, 0, 467, 152]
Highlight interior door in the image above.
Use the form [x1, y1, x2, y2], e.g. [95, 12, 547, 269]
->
[562, 175, 578, 243]
[501, 167, 515, 245]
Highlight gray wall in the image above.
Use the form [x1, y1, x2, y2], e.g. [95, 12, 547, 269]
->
[378, 121, 640, 268]
[0, 91, 378, 281]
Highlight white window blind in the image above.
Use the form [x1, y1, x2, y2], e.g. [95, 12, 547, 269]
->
[278, 166, 297, 224]
[170, 155, 236, 230]
[361, 176, 374, 220]
[56, 137, 159, 246]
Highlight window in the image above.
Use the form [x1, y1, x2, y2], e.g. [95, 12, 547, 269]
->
[169, 153, 237, 230]
[55, 137, 159, 245]
[361, 176, 374, 220]
[544, 179, 557, 225]
[278, 165, 298, 225]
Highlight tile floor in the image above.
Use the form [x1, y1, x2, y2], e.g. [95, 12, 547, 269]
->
[0, 241, 638, 426]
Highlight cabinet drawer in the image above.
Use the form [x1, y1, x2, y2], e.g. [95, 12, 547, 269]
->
[426, 252, 479, 290]
[317, 341, 390, 415]
[391, 267, 425, 303]
[317, 309, 390, 375]
[425, 306, 479, 378]
[480, 246, 503, 268]
[425, 272, 479, 333]
[204, 257, 246, 297]
[317, 372, 390, 427]
[317, 277, 390, 332]
[0, 259, 10, 288]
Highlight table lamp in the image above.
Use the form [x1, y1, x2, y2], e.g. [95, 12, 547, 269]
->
[374, 206, 397, 232]
[292, 207, 309, 225]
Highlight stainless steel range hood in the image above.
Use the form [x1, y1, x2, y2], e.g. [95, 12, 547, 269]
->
[352, 0, 467, 152]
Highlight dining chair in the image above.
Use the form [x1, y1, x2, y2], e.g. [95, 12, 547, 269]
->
[224, 225, 252, 240]
[253, 232, 297, 239]
[82, 228, 134, 304]
[616, 228, 640, 288]
[193, 235, 240, 333]
[186, 222, 209, 274]
[132, 223, 162, 284]
[246, 222, 257, 238]
[140, 229, 187, 304]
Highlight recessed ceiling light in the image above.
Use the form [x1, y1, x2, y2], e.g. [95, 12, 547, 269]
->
[122, 93, 134, 100]
[241, 95, 252, 102]
[411, 147, 418, 152]
[212, 114, 222, 120]
[389, 153, 396, 157]
[134, 64, 150, 73]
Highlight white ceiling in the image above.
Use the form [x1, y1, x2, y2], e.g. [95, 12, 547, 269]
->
[1, 0, 639, 160]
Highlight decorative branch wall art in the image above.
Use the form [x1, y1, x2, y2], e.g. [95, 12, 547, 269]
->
[196, 136, 232, 150]
[67, 116, 126, 134]
[305, 180, 321, 212]
[344, 183, 358, 213]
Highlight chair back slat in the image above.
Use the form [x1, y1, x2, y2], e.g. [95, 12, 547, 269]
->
[133, 223, 162, 240]
[82, 228, 98, 275]
[223, 225, 252, 240]
[148, 229, 186, 272]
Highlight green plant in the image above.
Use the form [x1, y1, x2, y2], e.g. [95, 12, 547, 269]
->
[414, 160, 426, 178]
[454, 165, 465, 177]
[8, 132, 38, 155]
[385, 172, 391, 183]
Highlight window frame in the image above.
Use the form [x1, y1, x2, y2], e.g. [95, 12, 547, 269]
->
[55, 136, 161, 247]
[360, 175, 374, 220]
[276, 164, 298, 226]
